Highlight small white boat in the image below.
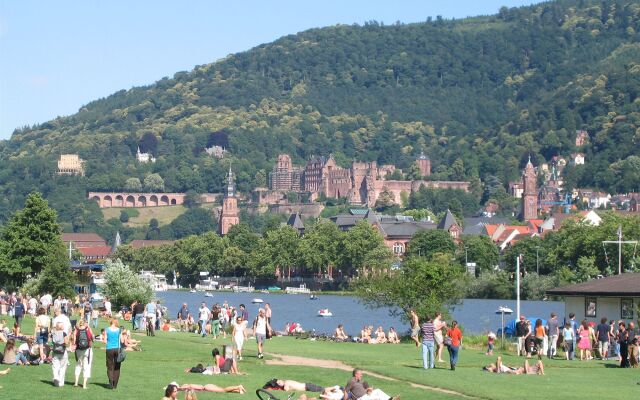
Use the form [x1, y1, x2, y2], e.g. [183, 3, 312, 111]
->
[318, 309, 332, 317]
[309, 294, 319, 300]
[252, 298, 264, 304]
[204, 292, 213, 297]
[189, 289, 197, 293]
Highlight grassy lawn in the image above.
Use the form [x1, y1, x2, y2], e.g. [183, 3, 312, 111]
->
[102, 205, 189, 227]
[2, 316, 638, 400]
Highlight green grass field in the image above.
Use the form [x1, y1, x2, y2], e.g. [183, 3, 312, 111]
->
[1, 316, 638, 400]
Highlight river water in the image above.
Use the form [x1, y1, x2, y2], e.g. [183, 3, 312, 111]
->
[156, 291, 563, 336]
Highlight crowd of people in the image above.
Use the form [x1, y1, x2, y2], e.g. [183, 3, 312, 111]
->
[412, 310, 463, 371]
[514, 312, 640, 367]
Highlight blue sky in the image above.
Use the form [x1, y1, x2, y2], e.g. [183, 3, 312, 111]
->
[0, 0, 537, 140]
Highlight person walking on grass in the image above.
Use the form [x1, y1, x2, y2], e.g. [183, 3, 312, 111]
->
[72, 318, 94, 389]
[252, 308, 271, 359]
[546, 313, 559, 358]
[420, 314, 435, 370]
[51, 321, 69, 387]
[104, 318, 125, 389]
[596, 317, 611, 360]
[446, 320, 463, 371]
[409, 309, 420, 347]
[562, 322, 575, 360]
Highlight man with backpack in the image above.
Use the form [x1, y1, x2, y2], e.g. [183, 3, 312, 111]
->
[72, 318, 93, 389]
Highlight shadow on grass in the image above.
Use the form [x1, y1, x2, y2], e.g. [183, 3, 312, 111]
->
[39, 379, 58, 386]
[94, 382, 114, 389]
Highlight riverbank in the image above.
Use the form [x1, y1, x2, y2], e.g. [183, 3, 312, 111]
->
[2, 316, 636, 400]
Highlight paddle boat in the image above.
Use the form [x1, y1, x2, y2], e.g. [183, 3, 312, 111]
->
[204, 292, 213, 297]
[318, 308, 333, 317]
[189, 289, 197, 293]
[252, 298, 264, 304]
[309, 294, 319, 300]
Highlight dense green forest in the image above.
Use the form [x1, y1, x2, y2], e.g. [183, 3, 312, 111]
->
[1, 0, 640, 237]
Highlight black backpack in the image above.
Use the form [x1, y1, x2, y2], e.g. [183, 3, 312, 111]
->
[76, 328, 90, 350]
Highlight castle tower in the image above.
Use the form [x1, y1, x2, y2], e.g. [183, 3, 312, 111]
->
[522, 157, 538, 221]
[219, 167, 240, 235]
[416, 152, 431, 177]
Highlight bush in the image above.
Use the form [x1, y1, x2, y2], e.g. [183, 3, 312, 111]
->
[100, 259, 153, 309]
[119, 210, 130, 223]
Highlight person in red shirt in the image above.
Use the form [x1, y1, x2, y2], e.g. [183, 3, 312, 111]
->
[446, 320, 463, 371]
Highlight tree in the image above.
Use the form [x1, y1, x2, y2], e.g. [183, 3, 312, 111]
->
[405, 229, 456, 260]
[257, 226, 301, 278]
[354, 256, 464, 320]
[0, 193, 67, 287]
[170, 208, 216, 238]
[144, 173, 165, 192]
[119, 210, 130, 223]
[36, 243, 76, 298]
[124, 177, 142, 192]
[299, 220, 343, 275]
[100, 259, 153, 309]
[341, 221, 392, 276]
[460, 235, 499, 272]
[183, 190, 201, 208]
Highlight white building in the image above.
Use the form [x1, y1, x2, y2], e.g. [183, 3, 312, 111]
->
[571, 153, 585, 165]
[136, 147, 156, 163]
[547, 273, 639, 323]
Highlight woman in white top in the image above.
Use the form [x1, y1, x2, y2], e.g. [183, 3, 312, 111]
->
[232, 316, 247, 360]
[34, 307, 51, 361]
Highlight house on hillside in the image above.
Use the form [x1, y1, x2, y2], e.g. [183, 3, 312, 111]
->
[437, 209, 461, 242]
[546, 274, 640, 322]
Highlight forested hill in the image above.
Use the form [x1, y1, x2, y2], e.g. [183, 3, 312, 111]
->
[1, 0, 640, 228]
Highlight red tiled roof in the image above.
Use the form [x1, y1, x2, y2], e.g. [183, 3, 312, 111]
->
[78, 246, 112, 257]
[62, 233, 107, 247]
[129, 240, 175, 249]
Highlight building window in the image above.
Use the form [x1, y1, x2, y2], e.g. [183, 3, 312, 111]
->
[393, 242, 404, 255]
[621, 298, 634, 319]
[585, 297, 597, 318]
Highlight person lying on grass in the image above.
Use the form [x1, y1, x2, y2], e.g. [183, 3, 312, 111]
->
[164, 382, 246, 397]
[184, 348, 241, 375]
[262, 379, 344, 399]
[483, 356, 545, 375]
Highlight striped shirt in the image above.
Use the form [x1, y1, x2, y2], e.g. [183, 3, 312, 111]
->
[421, 322, 435, 342]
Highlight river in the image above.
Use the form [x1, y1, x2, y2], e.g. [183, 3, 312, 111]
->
[156, 291, 563, 336]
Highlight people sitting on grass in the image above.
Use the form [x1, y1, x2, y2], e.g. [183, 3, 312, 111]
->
[334, 325, 348, 342]
[375, 327, 387, 344]
[123, 329, 142, 351]
[345, 368, 399, 400]
[185, 348, 240, 375]
[387, 328, 400, 344]
[483, 356, 545, 375]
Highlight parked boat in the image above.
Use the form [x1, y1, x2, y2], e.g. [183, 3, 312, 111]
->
[318, 308, 332, 317]
[285, 284, 311, 294]
[309, 294, 319, 300]
[189, 289, 197, 293]
[252, 298, 264, 304]
[204, 292, 213, 297]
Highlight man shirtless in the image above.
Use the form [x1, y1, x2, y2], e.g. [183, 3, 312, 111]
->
[409, 310, 420, 347]
[334, 325, 348, 341]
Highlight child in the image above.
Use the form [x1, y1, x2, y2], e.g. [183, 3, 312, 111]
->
[486, 331, 496, 355]
[562, 322, 575, 360]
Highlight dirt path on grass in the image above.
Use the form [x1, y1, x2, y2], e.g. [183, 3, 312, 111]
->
[265, 353, 478, 399]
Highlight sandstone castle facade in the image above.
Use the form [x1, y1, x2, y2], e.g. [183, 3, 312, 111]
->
[265, 153, 469, 207]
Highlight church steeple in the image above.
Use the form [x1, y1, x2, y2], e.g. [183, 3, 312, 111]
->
[522, 157, 538, 221]
[219, 166, 239, 235]
[226, 166, 236, 198]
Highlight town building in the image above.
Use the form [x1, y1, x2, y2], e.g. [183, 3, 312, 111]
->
[437, 209, 462, 242]
[575, 130, 589, 147]
[136, 147, 156, 163]
[571, 153, 585, 165]
[57, 154, 85, 176]
[205, 145, 227, 158]
[219, 167, 240, 235]
[286, 213, 305, 235]
[61, 232, 112, 263]
[546, 273, 639, 323]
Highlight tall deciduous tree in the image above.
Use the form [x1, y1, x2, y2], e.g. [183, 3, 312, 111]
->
[144, 173, 165, 192]
[299, 220, 343, 275]
[340, 221, 393, 276]
[405, 229, 456, 260]
[0, 192, 71, 288]
[354, 255, 464, 320]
